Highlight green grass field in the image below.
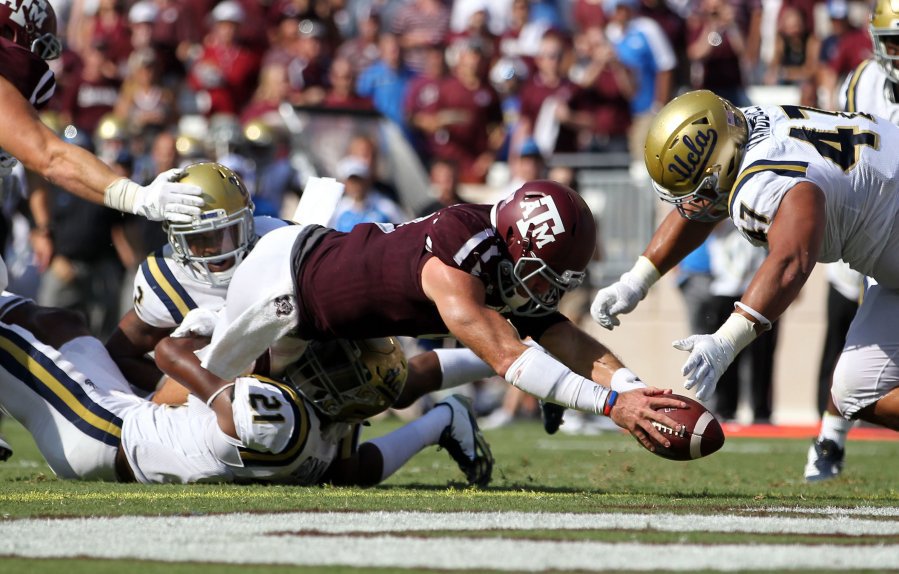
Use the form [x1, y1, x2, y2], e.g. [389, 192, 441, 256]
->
[1, 416, 898, 573]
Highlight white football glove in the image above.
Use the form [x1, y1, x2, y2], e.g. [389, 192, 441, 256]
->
[134, 168, 204, 223]
[673, 313, 758, 401]
[590, 257, 660, 330]
[171, 307, 220, 339]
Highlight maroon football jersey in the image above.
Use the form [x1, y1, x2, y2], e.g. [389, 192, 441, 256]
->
[0, 37, 56, 109]
[295, 204, 566, 341]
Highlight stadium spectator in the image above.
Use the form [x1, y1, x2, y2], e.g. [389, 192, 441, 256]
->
[32, 130, 129, 340]
[517, 31, 580, 156]
[283, 19, 332, 106]
[499, 0, 552, 61]
[566, 25, 633, 153]
[429, 37, 505, 184]
[239, 63, 290, 125]
[185, 1, 262, 116]
[416, 157, 466, 217]
[686, 0, 749, 107]
[335, 9, 383, 77]
[406, 40, 452, 164]
[323, 55, 373, 109]
[487, 55, 530, 163]
[390, 0, 451, 74]
[605, 0, 677, 167]
[356, 31, 416, 134]
[61, 42, 121, 135]
[765, 5, 819, 106]
[114, 49, 176, 145]
[344, 133, 401, 203]
[330, 155, 408, 232]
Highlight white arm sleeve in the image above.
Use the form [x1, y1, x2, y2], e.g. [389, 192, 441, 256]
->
[433, 348, 496, 389]
[504, 347, 611, 415]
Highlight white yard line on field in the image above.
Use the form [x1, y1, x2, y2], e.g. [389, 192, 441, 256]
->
[0, 511, 897, 570]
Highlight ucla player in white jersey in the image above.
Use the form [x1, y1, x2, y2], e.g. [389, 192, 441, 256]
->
[105, 161, 290, 393]
[0, 294, 492, 486]
[591, 89, 899, 462]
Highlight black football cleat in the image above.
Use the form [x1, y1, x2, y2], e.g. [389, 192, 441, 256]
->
[540, 401, 565, 435]
[804, 439, 845, 482]
[437, 395, 494, 487]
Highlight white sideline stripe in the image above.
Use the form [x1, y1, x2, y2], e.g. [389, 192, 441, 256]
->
[1, 510, 899, 571]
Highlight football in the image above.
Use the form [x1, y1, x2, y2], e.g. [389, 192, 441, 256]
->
[647, 394, 725, 461]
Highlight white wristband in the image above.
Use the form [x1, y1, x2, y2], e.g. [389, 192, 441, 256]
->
[505, 347, 610, 415]
[610, 368, 647, 392]
[734, 301, 772, 331]
[104, 178, 141, 214]
[717, 313, 758, 355]
[206, 382, 236, 408]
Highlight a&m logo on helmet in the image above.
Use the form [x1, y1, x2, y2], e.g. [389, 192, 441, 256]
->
[2, 0, 50, 28]
[667, 126, 718, 185]
[516, 196, 565, 249]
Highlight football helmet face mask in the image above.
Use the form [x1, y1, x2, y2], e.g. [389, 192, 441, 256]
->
[492, 180, 596, 316]
[872, 0, 899, 83]
[166, 162, 255, 286]
[284, 337, 408, 422]
[0, 0, 61, 60]
[644, 90, 748, 223]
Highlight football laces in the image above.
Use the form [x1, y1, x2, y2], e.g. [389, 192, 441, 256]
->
[651, 421, 687, 438]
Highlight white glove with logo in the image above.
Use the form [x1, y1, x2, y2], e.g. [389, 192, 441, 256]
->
[673, 313, 758, 401]
[590, 256, 660, 330]
[171, 308, 220, 339]
[104, 169, 203, 223]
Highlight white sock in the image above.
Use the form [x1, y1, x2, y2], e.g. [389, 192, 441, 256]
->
[434, 348, 495, 389]
[818, 412, 852, 448]
[364, 405, 452, 481]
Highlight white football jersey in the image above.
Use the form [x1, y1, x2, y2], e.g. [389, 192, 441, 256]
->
[132, 216, 289, 329]
[839, 59, 899, 123]
[120, 376, 354, 485]
[728, 105, 899, 279]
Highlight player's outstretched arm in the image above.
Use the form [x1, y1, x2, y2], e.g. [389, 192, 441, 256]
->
[591, 210, 718, 329]
[0, 76, 203, 222]
[672, 182, 825, 400]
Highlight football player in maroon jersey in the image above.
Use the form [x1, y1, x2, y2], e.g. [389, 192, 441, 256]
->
[178, 179, 686, 455]
[0, 0, 204, 293]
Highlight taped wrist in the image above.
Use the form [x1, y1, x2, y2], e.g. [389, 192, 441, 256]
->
[717, 313, 758, 355]
[610, 368, 647, 392]
[505, 347, 610, 415]
[621, 256, 661, 298]
[104, 178, 141, 214]
[433, 348, 495, 389]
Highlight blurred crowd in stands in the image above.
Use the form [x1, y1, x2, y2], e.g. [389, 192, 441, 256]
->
[0, 0, 875, 428]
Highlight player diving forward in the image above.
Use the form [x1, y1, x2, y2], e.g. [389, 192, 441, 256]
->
[0, 294, 491, 486]
[591, 90, 899, 464]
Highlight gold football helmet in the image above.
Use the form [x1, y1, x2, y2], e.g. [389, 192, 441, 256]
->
[285, 337, 408, 422]
[166, 162, 255, 286]
[872, 0, 899, 83]
[644, 90, 748, 222]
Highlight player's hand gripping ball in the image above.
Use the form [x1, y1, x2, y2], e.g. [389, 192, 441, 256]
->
[649, 395, 725, 460]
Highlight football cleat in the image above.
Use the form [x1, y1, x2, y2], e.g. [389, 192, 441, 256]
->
[437, 395, 494, 487]
[0, 436, 12, 462]
[540, 401, 565, 435]
[804, 439, 845, 482]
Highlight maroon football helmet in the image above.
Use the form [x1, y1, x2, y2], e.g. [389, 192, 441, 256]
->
[0, 0, 61, 60]
[491, 180, 597, 316]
